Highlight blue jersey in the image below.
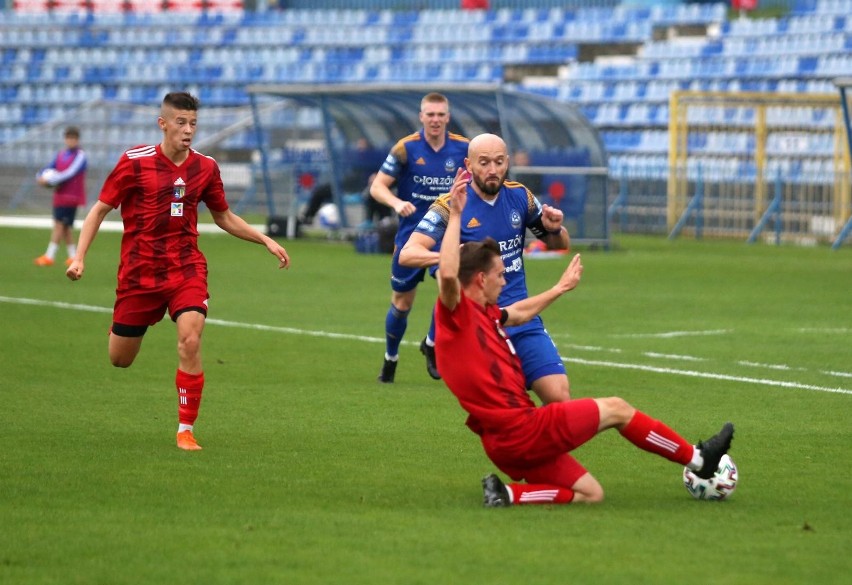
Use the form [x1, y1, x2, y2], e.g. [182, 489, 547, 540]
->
[415, 181, 545, 307]
[418, 181, 568, 386]
[379, 129, 469, 249]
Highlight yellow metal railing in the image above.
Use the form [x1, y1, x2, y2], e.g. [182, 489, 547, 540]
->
[667, 91, 850, 242]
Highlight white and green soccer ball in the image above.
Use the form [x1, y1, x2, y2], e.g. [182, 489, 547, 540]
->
[683, 454, 738, 500]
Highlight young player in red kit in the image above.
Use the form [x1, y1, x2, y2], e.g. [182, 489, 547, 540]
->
[66, 92, 290, 451]
[434, 167, 734, 506]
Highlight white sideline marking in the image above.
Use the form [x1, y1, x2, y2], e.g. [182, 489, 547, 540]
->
[0, 216, 262, 234]
[644, 352, 706, 362]
[822, 370, 852, 378]
[797, 327, 852, 334]
[611, 329, 732, 339]
[738, 360, 804, 371]
[0, 296, 113, 314]
[205, 317, 385, 344]
[565, 357, 852, 396]
[2, 295, 849, 396]
[564, 343, 623, 354]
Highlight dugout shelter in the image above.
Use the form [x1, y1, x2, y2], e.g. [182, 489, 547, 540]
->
[245, 83, 609, 246]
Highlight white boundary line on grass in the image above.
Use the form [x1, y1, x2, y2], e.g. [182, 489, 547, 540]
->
[0, 216, 263, 234]
[2, 295, 851, 396]
[563, 357, 852, 396]
[610, 329, 733, 339]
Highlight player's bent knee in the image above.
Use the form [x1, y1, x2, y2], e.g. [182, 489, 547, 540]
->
[571, 474, 605, 503]
[604, 396, 633, 417]
[110, 356, 135, 368]
[577, 489, 605, 504]
[596, 396, 636, 429]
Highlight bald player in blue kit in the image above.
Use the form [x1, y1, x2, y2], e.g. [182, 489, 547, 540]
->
[400, 133, 572, 405]
[370, 92, 469, 384]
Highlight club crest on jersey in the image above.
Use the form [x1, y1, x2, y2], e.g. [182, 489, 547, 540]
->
[510, 209, 522, 229]
[173, 177, 185, 200]
[171, 202, 184, 217]
[444, 158, 456, 172]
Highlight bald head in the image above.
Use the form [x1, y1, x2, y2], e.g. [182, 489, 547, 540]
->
[466, 134, 509, 197]
[468, 133, 507, 159]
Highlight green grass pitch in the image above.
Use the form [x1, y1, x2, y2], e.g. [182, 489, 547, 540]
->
[1, 225, 850, 585]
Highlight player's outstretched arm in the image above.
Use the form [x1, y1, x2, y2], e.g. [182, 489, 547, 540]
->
[399, 231, 440, 268]
[66, 200, 113, 281]
[437, 168, 470, 311]
[210, 208, 290, 269]
[503, 253, 583, 326]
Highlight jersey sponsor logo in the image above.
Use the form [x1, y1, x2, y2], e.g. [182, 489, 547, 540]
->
[417, 220, 436, 233]
[412, 193, 439, 202]
[498, 235, 524, 273]
[171, 202, 184, 217]
[466, 217, 481, 228]
[415, 157, 426, 165]
[417, 210, 442, 230]
[380, 154, 398, 174]
[413, 175, 455, 188]
[423, 210, 442, 225]
[498, 235, 523, 253]
[173, 177, 185, 199]
[443, 158, 457, 172]
[510, 209, 522, 229]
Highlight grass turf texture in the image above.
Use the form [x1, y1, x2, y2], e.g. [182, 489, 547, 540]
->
[1, 227, 850, 585]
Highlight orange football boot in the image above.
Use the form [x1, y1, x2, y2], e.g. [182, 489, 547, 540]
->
[176, 430, 202, 451]
[33, 255, 55, 266]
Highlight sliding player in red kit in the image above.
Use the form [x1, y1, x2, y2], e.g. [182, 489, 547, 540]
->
[434, 166, 734, 506]
[67, 92, 290, 451]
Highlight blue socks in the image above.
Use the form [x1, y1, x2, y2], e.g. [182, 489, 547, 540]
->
[385, 304, 410, 358]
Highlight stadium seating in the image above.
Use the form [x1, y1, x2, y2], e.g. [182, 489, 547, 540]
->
[0, 0, 848, 181]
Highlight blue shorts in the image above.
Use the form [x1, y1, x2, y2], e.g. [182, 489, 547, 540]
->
[389, 247, 427, 293]
[53, 206, 78, 227]
[506, 317, 566, 388]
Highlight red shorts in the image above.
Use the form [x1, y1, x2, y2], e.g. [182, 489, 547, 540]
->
[482, 398, 601, 489]
[113, 276, 209, 329]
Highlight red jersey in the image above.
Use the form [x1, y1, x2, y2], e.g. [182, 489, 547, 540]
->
[434, 292, 536, 436]
[99, 144, 229, 290]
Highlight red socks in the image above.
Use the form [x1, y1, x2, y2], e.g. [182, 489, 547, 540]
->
[503, 411, 694, 506]
[619, 410, 693, 465]
[176, 369, 204, 426]
[506, 483, 575, 505]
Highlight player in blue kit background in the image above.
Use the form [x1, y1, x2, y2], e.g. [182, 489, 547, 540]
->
[370, 92, 469, 383]
[400, 133, 572, 405]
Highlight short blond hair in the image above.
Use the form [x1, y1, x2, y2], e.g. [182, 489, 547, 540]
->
[421, 92, 449, 112]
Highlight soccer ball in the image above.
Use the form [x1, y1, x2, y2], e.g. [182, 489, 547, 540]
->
[683, 454, 738, 500]
[37, 168, 60, 186]
[317, 203, 340, 229]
